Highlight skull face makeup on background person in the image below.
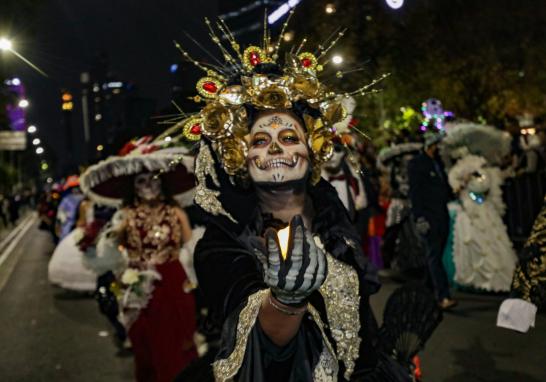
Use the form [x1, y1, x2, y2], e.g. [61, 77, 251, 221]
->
[134, 172, 162, 201]
[247, 112, 310, 184]
[467, 170, 490, 194]
[323, 143, 346, 173]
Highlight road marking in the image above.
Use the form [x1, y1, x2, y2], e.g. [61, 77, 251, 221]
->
[0, 214, 38, 269]
[0, 214, 35, 253]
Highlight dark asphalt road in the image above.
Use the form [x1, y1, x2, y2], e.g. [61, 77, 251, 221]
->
[0, 220, 133, 382]
[1, 221, 545, 381]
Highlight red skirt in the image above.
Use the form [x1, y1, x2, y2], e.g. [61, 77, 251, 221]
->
[128, 260, 197, 382]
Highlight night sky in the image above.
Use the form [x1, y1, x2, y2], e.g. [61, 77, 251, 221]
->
[9, 0, 221, 172]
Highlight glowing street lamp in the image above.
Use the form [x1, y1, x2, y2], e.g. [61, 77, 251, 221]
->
[332, 55, 344, 65]
[325, 4, 336, 14]
[385, 0, 405, 10]
[36, 147, 44, 154]
[0, 36, 47, 77]
[27, 125, 37, 134]
[32, 138, 41, 146]
[18, 99, 29, 108]
[283, 31, 295, 42]
[0, 37, 13, 51]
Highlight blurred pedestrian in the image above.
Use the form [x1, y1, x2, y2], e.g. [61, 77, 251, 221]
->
[408, 132, 457, 310]
[517, 132, 545, 175]
[378, 141, 425, 274]
[8, 194, 20, 225]
[0, 194, 9, 228]
[55, 176, 84, 240]
[48, 182, 97, 293]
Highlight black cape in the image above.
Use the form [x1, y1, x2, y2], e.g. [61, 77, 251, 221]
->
[194, 180, 382, 381]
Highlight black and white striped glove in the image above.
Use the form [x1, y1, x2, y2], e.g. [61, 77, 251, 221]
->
[255, 215, 327, 306]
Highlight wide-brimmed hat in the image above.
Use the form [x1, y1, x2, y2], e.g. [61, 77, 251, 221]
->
[423, 131, 446, 148]
[377, 142, 423, 168]
[442, 122, 511, 166]
[80, 139, 195, 207]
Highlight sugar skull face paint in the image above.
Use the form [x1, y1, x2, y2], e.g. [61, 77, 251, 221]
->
[324, 143, 346, 172]
[247, 113, 310, 184]
[134, 173, 162, 201]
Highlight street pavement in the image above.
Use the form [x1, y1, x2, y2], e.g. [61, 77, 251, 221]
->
[0, 219, 133, 382]
[371, 282, 546, 382]
[0, 221, 545, 381]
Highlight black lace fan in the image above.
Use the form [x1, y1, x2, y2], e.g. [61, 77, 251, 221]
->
[378, 285, 443, 367]
[354, 353, 413, 382]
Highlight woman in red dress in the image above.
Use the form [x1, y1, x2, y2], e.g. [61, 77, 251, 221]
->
[80, 142, 198, 382]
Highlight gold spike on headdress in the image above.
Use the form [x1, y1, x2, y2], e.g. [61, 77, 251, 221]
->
[158, 6, 389, 188]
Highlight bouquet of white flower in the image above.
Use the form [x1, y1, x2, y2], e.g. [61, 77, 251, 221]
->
[119, 267, 161, 329]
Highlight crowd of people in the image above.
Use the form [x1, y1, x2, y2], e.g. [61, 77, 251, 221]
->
[30, 116, 546, 381]
[19, 16, 546, 382]
[0, 190, 36, 231]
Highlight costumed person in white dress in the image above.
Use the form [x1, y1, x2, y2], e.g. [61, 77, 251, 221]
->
[497, 196, 546, 332]
[48, 176, 97, 292]
[442, 122, 517, 292]
[448, 155, 517, 291]
[80, 139, 199, 382]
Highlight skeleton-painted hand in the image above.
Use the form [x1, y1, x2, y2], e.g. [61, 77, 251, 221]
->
[255, 215, 327, 306]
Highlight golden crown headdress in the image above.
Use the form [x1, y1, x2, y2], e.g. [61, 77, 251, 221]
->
[156, 10, 387, 185]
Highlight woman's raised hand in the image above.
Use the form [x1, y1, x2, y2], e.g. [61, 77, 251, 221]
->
[255, 215, 327, 306]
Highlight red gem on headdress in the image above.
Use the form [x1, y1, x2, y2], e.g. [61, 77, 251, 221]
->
[190, 124, 201, 135]
[202, 81, 218, 93]
[249, 51, 261, 66]
[301, 58, 312, 68]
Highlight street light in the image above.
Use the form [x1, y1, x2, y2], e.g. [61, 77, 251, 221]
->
[27, 125, 37, 134]
[18, 99, 29, 108]
[283, 31, 295, 42]
[0, 36, 47, 77]
[32, 138, 41, 146]
[0, 37, 13, 51]
[332, 55, 344, 65]
[96, 144, 104, 152]
[385, 0, 404, 10]
[325, 4, 336, 14]
[36, 147, 44, 154]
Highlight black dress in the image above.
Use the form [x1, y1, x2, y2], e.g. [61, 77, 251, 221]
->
[192, 180, 386, 381]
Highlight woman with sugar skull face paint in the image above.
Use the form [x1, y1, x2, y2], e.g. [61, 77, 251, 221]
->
[121, 171, 198, 382]
[166, 15, 441, 382]
[80, 142, 198, 382]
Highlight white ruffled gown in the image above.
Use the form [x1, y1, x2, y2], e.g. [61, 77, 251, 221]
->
[48, 205, 97, 292]
[450, 160, 517, 292]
